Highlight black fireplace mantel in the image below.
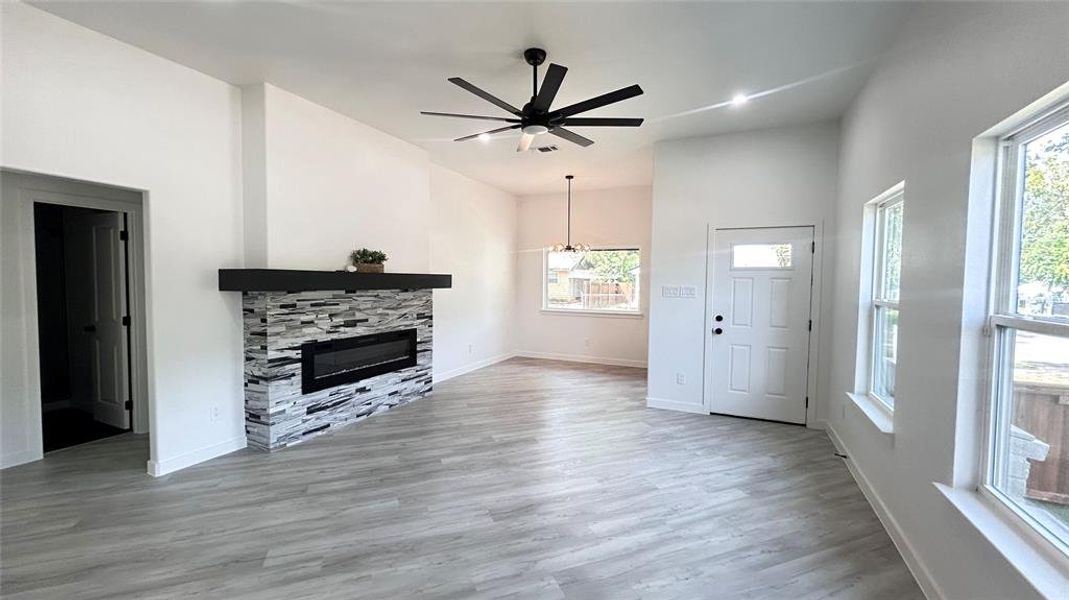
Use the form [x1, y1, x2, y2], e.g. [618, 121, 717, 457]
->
[218, 269, 452, 292]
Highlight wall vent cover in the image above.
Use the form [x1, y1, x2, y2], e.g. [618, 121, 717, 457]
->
[537, 145, 559, 153]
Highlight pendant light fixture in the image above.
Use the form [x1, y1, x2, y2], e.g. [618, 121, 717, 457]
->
[551, 175, 589, 253]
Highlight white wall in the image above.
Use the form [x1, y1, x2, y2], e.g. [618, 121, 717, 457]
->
[430, 165, 517, 381]
[1, 2, 246, 473]
[825, 3, 1069, 599]
[515, 186, 651, 367]
[647, 122, 839, 414]
[257, 84, 431, 272]
[1, 5, 519, 474]
[245, 84, 519, 380]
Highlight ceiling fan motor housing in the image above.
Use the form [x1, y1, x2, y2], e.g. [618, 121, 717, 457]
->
[523, 47, 547, 67]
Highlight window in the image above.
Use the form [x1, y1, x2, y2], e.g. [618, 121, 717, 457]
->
[543, 248, 640, 314]
[985, 106, 1069, 555]
[732, 243, 792, 269]
[864, 186, 904, 410]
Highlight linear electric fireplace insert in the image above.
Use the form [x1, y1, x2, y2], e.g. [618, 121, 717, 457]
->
[301, 329, 418, 394]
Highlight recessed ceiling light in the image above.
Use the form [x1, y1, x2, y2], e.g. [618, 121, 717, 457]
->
[732, 93, 749, 106]
[478, 133, 492, 142]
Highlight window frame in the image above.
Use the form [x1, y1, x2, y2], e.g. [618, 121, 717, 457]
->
[981, 103, 1069, 559]
[541, 246, 642, 317]
[867, 186, 905, 411]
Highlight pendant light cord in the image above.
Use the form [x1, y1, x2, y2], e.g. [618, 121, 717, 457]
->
[566, 177, 572, 247]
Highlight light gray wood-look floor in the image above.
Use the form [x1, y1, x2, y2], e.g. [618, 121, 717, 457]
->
[1, 358, 922, 600]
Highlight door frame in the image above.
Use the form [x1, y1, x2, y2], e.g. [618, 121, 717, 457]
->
[5, 170, 150, 462]
[702, 222, 826, 427]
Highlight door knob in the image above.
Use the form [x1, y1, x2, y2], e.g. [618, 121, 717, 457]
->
[714, 315, 724, 322]
[713, 327, 723, 335]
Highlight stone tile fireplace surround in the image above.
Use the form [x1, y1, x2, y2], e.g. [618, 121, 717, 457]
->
[219, 270, 452, 450]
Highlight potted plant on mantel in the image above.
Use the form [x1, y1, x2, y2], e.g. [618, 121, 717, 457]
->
[348, 248, 388, 273]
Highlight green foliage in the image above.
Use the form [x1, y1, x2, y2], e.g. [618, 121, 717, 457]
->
[773, 244, 792, 268]
[581, 250, 640, 283]
[350, 248, 388, 265]
[1020, 132, 1069, 291]
[881, 202, 903, 299]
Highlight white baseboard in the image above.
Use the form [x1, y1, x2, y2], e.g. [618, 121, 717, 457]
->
[146, 435, 246, 477]
[433, 352, 516, 383]
[645, 396, 708, 414]
[0, 447, 42, 470]
[514, 350, 647, 369]
[825, 424, 944, 600]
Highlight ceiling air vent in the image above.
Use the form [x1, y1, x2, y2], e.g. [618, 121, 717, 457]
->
[537, 145, 559, 153]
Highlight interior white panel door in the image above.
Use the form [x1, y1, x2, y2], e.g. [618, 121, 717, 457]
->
[709, 226, 813, 424]
[64, 209, 130, 429]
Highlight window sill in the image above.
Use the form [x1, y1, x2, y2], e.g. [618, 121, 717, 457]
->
[935, 484, 1069, 598]
[845, 392, 894, 437]
[540, 309, 644, 319]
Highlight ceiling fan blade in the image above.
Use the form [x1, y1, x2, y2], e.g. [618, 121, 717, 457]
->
[559, 117, 644, 127]
[454, 124, 521, 142]
[517, 132, 535, 152]
[532, 63, 568, 112]
[448, 77, 522, 115]
[549, 84, 644, 119]
[421, 111, 520, 123]
[550, 127, 594, 148]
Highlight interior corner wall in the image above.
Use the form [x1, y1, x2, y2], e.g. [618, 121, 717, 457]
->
[247, 84, 519, 383]
[241, 83, 268, 268]
[1, 6, 523, 473]
[647, 121, 840, 412]
[429, 164, 518, 381]
[824, 3, 1069, 599]
[1, 3, 246, 473]
[258, 83, 431, 272]
[515, 186, 652, 367]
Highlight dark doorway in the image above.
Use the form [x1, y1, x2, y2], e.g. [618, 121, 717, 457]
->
[34, 202, 132, 453]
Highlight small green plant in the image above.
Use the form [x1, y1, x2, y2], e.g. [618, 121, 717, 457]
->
[350, 248, 388, 265]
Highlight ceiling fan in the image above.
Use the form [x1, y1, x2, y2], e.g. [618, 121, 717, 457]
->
[421, 48, 644, 152]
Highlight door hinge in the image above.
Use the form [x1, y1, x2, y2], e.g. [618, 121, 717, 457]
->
[124, 400, 133, 410]
[122, 315, 131, 326]
[805, 396, 809, 409]
[119, 230, 129, 242]
[808, 319, 812, 331]
[811, 241, 815, 253]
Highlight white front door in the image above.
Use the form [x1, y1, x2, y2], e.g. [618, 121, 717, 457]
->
[64, 209, 130, 430]
[708, 226, 813, 424]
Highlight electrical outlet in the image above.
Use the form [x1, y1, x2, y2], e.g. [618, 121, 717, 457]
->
[210, 405, 220, 423]
[468, 343, 473, 355]
[676, 373, 686, 385]
[584, 338, 590, 347]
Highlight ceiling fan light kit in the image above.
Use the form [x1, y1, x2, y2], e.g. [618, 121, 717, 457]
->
[421, 47, 644, 152]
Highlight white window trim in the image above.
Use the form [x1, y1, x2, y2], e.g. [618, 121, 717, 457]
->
[541, 246, 642, 316]
[937, 483, 1069, 599]
[850, 181, 904, 429]
[870, 192, 903, 409]
[978, 102, 1069, 564]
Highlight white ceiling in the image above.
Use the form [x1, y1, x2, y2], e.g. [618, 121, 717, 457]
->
[32, 1, 911, 196]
